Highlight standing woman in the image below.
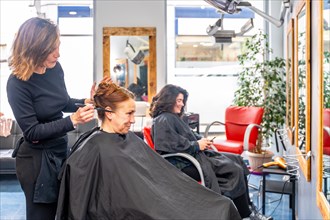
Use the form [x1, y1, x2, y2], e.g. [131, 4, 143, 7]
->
[6, 17, 95, 220]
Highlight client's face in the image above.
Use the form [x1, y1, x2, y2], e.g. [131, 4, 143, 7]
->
[173, 93, 184, 114]
[110, 98, 136, 134]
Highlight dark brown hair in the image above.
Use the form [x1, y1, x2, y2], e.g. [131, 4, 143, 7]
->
[94, 80, 135, 120]
[149, 84, 188, 118]
[8, 17, 59, 81]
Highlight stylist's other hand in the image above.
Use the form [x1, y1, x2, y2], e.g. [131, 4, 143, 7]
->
[85, 81, 97, 104]
[70, 104, 95, 126]
[101, 76, 112, 84]
[90, 81, 96, 100]
[198, 138, 213, 151]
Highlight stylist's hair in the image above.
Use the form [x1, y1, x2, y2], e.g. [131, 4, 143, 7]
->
[149, 84, 188, 118]
[94, 79, 135, 121]
[8, 17, 59, 81]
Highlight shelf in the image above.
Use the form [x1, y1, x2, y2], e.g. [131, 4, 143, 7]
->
[264, 179, 293, 194]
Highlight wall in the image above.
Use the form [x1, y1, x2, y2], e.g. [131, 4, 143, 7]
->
[283, 1, 323, 219]
[93, 0, 166, 90]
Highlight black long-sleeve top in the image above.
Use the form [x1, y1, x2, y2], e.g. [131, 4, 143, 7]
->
[7, 62, 84, 142]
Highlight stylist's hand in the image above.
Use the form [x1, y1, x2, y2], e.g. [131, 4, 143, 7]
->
[101, 76, 113, 84]
[85, 82, 97, 104]
[70, 104, 95, 126]
[90, 81, 97, 100]
[85, 76, 113, 104]
[198, 138, 213, 151]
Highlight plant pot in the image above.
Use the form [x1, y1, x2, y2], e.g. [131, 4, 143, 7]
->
[246, 150, 274, 173]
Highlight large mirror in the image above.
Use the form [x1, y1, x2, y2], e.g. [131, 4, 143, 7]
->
[317, 0, 330, 218]
[294, 0, 311, 181]
[286, 19, 294, 143]
[103, 27, 157, 103]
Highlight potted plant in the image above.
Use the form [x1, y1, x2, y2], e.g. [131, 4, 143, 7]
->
[232, 31, 286, 170]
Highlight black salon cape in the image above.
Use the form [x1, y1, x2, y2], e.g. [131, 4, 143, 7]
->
[56, 128, 241, 220]
[152, 112, 249, 199]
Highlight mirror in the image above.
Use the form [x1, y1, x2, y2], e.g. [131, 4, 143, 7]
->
[286, 19, 294, 143]
[317, 0, 330, 218]
[294, 0, 311, 181]
[103, 27, 157, 103]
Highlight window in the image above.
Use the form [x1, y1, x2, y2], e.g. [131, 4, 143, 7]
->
[0, 1, 93, 118]
[166, 0, 264, 128]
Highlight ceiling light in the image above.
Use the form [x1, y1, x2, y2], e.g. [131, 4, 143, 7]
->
[204, 0, 290, 27]
[204, 0, 242, 14]
[69, 11, 77, 15]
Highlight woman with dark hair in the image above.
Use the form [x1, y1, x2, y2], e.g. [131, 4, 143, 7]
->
[56, 79, 241, 220]
[6, 17, 95, 220]
[150, 84, 272, 220]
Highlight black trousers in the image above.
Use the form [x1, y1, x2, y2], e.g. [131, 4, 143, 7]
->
[16, 142, 57, 220]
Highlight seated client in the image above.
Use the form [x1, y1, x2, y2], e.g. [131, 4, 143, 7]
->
[150, 84, 272, 220]
[56, 79, 241, 220]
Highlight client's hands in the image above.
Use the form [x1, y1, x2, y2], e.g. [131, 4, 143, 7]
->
[197, 138, 213, 151]
[71, 104, 95, 126]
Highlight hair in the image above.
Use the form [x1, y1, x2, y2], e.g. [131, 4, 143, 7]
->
[149, 84, 188, 118]
[8, 17, 60, 81]
[94, 80, 135, 121]
[113, 64, 122, 73]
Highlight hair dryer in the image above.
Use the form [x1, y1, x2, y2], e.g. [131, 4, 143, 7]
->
[124, 40, 145, 65]
[263, 156, 287, 170]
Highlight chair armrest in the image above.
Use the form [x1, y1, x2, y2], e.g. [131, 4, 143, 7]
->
[324, 126, 330, 136]
[243, 123, 262, 151]
[204, 121, 225, 138]
[162, 153, 205, 186]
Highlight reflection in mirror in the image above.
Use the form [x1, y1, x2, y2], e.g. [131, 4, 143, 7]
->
[113, 58, 128, 87]
[297, 6, 307, 151]
[322, 0, 330, 208]
[295, 0, 310, 181]
[103, 27, 157, 103]
[133, 56, 149, 101]
[286, 19, 294, 143]
[318, 1, 330, 218]
[110, 36, 149, 99]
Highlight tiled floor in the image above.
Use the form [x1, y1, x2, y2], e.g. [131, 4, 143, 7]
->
[0, 175, 25, 220]
[0, 173, 292, 220]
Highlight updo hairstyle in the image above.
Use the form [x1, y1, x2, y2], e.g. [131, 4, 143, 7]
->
[94, 81, 135, 120]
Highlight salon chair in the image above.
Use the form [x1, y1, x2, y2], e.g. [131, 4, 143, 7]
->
[143, 126, 205, 186]
[204, 106, 264, 155]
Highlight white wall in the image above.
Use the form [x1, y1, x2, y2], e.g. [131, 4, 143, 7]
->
[93, 0, 167, 90]
[268, 0, 284, 59]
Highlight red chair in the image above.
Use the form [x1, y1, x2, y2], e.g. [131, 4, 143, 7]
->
[204, 106, 264, 155]
[323, 109, 330, 155]
[143, 126, 205, 186]
[143, 126, 155, 150]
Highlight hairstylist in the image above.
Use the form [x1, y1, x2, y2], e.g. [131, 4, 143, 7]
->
[6, 17, 95, 220]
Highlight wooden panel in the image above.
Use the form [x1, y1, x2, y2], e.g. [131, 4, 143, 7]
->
[103, 35, 110, 77]
[148, 34, 157, 103]
[294, 0, 311, 182]
[103, 27, 157, 103]
[103, 27, 156, 37]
